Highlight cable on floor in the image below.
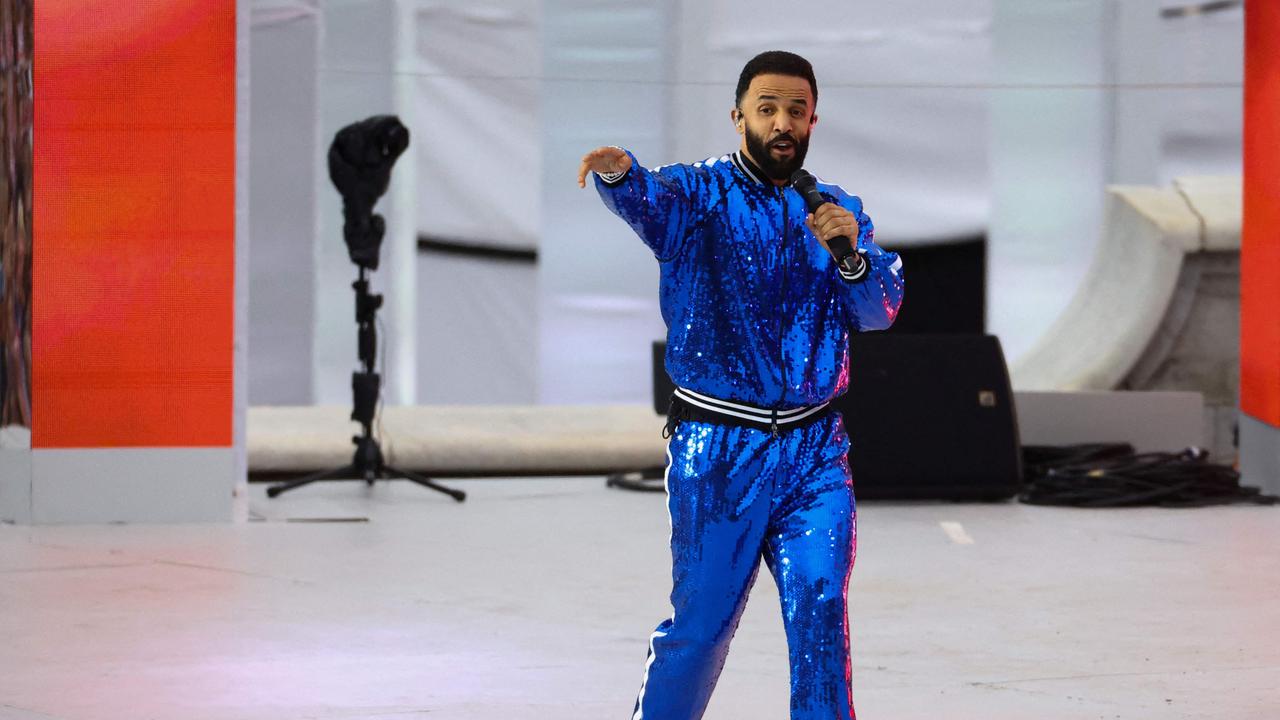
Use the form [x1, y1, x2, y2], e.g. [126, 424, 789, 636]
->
[1020, 443, 1279, 508]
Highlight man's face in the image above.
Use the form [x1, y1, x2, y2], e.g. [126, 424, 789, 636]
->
[735, 73, 816, 181]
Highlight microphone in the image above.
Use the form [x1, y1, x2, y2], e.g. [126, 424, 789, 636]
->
[790, 169, 868, 281]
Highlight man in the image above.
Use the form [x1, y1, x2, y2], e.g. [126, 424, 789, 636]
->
[576, 50, 904, 720]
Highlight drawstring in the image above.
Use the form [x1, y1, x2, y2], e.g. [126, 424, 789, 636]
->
[662, 392, 686, 439]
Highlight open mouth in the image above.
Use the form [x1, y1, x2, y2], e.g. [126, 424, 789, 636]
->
[769, 139, 795, 154]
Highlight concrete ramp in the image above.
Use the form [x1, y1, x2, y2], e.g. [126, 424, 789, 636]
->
[1011, 176, 1241, 392]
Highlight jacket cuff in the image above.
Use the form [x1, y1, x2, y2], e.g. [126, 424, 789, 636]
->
[836, 251, 869, 282]
[596, 167, 630, 186]
[594, 146, 633, 186]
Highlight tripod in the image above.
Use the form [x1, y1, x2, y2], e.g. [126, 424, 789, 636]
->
[267, 268, 465, 502]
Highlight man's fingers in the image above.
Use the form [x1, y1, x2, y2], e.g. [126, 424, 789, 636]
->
[577, 146, 627, 187]
[577, 148, 612, 187]
[808, 203, 857, 257]
[812, 202, 845, 224]
[811, 203, 855, 241]
[818, 218, 854, 238]
[586, 146, 622, 165]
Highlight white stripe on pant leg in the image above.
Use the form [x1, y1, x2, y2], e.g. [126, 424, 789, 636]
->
[633, 445, 678, 720]
[633, 628, 667, 720]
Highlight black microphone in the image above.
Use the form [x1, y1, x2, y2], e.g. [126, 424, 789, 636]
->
[790, 169, 868, 281]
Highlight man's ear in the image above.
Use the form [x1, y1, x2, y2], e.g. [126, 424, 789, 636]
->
[810, 112, 818, 128]
[731, 108, 744, 134]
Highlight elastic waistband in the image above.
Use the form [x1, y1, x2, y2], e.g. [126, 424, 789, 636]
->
[664, 387, 835, 438]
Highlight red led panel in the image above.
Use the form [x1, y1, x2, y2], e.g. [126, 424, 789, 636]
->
[33, 0, 236, 447]
[1243, 0, 1280, 426]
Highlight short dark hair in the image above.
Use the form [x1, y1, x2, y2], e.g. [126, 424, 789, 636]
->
[734, 51, 818, 109]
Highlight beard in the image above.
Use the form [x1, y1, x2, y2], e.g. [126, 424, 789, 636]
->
[744, 126, 810, 182]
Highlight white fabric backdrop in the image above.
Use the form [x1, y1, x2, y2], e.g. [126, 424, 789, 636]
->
[987, 0, 1243, 363]
[670, 1, 993, 245]
[411, 1, 541, 403]
[245, 0, 1242, 405]
[247, 1, 319, 406]
[412, 2, 541, 249]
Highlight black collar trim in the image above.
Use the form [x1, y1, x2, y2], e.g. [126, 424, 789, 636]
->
[731, 150, 768, 186]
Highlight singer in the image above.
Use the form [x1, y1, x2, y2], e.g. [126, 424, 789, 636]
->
[576, 51, 904, 720]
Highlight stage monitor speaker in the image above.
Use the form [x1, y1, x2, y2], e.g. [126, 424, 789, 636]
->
[652, 341, 674, 414]
[652, 335, 1022, 501]
[838, 333, 1021, 500]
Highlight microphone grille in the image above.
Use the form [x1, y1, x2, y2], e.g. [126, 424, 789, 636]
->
[789, 169, 815, 189]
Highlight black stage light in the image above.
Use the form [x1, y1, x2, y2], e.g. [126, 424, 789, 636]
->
[327, 115, 410, 271]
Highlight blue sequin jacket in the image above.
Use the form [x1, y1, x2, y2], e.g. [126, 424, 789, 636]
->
[595, 149, 904, 410]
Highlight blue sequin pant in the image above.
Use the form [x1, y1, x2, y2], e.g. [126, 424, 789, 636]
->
[632, 413, 857, 719]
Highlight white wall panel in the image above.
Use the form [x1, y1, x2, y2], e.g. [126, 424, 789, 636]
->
[537, 0, 673, 404]
[248, 1, 319, 405]
[412, 2, 541, 247]
[672, 1, 993, 246]
[240, 0, 1243, 404]
[988, 0, 1242, 368]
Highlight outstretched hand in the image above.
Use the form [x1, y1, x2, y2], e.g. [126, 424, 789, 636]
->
[577, 146, 632, 188]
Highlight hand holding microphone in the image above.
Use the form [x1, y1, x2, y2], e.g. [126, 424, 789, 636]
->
[791, 170, 868, 281]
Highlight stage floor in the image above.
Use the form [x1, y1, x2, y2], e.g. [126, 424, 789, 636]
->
[1, 477, 1277, 720]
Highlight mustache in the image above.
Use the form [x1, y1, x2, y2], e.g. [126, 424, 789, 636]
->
[768, 134, 798, 147]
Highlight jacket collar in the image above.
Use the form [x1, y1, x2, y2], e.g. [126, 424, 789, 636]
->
[731, 150, 769, 186]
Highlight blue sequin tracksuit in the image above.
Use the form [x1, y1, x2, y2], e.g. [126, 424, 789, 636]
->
[595, 149, 904, 720]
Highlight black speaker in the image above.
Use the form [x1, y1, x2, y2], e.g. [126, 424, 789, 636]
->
[651, 335, 1022, 501]
[837, 333, 1021, 500]
[652, 341, 675, 414]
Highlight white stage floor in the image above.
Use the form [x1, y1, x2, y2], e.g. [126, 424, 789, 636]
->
[1, 477, 1277, 720]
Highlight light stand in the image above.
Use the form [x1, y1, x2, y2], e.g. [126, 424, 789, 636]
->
[268, 115, 464, 502]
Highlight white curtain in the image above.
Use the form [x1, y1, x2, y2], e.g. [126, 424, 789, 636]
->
[245, 0, 1242, 405]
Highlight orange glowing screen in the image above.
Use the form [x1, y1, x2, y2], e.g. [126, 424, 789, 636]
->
[1243, 0, 1280, 427]
[33, 1, 235, 448]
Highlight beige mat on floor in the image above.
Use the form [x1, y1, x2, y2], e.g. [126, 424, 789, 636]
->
[248, 404, 669, 476]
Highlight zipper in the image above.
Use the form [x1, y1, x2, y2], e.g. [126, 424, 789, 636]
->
[774, 186, 788, 439]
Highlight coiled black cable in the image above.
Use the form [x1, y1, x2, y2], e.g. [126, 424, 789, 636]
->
[1020, 443, 1279, 508]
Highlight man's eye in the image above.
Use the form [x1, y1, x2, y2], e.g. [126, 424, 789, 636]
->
[760, 107, 773, 115]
